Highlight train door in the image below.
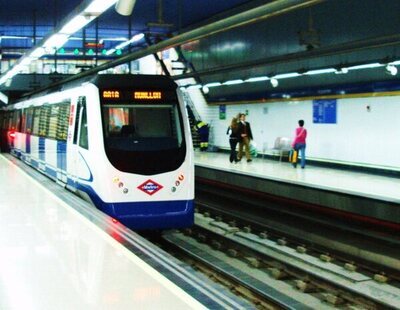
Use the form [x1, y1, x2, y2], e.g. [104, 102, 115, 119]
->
[69, 96, 87, 187]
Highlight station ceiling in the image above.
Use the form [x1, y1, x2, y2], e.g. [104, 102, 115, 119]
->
[1, 0, 400, 103]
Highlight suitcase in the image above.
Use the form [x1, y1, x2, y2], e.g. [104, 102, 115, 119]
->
[289, 149, 298, 163]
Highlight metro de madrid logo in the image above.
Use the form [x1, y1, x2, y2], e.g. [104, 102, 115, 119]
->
[137, 179, 164, 196]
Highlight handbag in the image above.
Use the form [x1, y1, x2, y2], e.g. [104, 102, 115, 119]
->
[289, 149, 298, 163]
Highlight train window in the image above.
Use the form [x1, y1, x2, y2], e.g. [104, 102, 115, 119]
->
[12, 110, 21, 131]
[39, 105, 51, 137]
[32, 108, 41, 135]
[25, 108, 34, 134]
[73, 97, 84, 145]
[56, 102, 70, 141]
[48, 105, 59, 139]
[8, 112, 14, 130]
[21, 110, 27, 133]
[101, 101, 186, 175]
[79, 102, 89, 150]
[103, 105, 182, 148]
[2, 112, 7, 129]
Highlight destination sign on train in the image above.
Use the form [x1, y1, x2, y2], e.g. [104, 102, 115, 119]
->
[134, 91, 162, 100]
[102, 90, 120, 99]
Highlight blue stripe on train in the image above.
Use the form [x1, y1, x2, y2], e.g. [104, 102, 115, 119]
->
[25, 134, 31, 154]
[38, 137, 45, 161]
[57, 141, 67, 171]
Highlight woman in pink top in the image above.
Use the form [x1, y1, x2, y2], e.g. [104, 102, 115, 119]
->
[292, 120, 307, 168]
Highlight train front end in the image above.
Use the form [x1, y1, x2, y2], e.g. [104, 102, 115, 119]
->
[93, 75, 194, 230]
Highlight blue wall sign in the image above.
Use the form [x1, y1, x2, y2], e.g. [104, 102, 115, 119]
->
[313, 99, 337, 124]
[219, 105, 226, 120]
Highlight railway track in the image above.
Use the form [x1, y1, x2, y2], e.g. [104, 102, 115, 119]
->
[156, 180, 400, 309]
[161, 213, 400, 309]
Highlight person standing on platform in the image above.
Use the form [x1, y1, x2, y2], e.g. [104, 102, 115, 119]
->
[291, 119, 307, 168]
[237, 113, 253, 162]
[196, 121, 210, 151]
[226, 116, 240, 163]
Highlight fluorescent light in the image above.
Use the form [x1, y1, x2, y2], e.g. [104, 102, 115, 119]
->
[100, 37, 129, 44]
[60, 15, 94, 35]
[389, 60, 400, 65]
[202, 86, 209, 94]
[0, 92, 9, 104]
[85, 0, 118, 13]
[223, 79, 244, 85]
[30, 47, 46, 58]
[115, 33, 144, 49]
[304, 68, 337, 75]
[204, 82, 221, 88]
[19, 57, 33, 67]
[274, 72, 301, 79]
[43, 34, 69, 49]
[0, 35, 30, 40]
[105, 48, 116, 55]
[346, 63, 383, 70]
[187, 84, 202, 89]
[245, 76, 269, 83]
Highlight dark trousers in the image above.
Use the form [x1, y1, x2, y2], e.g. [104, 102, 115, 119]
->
[229, 138, 238, 162]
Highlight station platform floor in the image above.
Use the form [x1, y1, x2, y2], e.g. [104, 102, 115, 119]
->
[0, 154, 249, 309]
[194, 151, 400, 204]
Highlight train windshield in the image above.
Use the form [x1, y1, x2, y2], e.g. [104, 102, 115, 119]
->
[101, 92, 186, 175]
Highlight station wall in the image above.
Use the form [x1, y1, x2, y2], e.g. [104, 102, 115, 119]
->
[189, 89, 400, 170]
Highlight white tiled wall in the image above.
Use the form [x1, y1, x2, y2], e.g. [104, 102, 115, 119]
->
[188, 91, 400, 169]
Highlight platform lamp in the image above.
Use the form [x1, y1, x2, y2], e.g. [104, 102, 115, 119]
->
[115, 0, 136, 16]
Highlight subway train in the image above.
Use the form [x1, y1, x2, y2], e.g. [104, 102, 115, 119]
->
[0, 74, 194, 230]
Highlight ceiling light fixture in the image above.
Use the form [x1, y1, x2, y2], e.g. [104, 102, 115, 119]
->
[223, 79, 244, 85]
[85, 0, 118, 13]
[270, 78, 279, 88]
[60, 15, 95, 35]
[385, 64, 398, 76]
[114, 33, 145, 50]
[0, 92, 9, 104]
[304, 68, 337, 75]
[115, 0, 137, 16]
[346, 63, 383, 71]
[204, 82, 222, 88]
[245, 76, 269, 83]
[43, 34, 70, 50]
[0, 0, 118, 88]
[187, 84, 202, 89]
[274, 72, 301, 79]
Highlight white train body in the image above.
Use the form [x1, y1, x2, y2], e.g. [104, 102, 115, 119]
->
[2, 75, 194, 229]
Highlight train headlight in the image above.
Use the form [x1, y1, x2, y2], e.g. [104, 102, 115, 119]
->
[123, 188, 129, 194]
